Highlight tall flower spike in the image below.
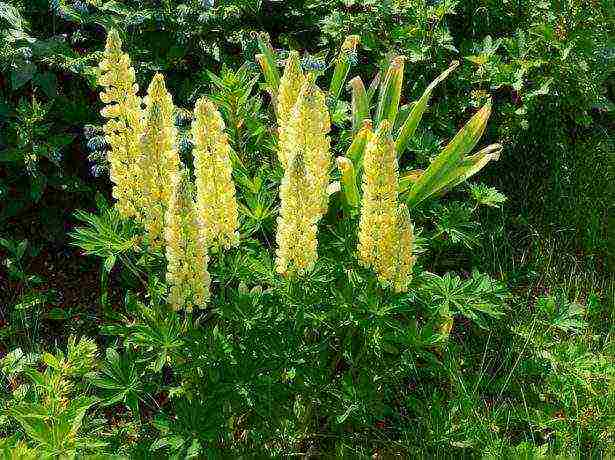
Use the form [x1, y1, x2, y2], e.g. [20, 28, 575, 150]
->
[287, 74, 332, 220]
[392, 204, 416, 293]
[275, 152, 318, 276]
[276, 51, 304, 168]
[357, 121, 400, 286]
[139, 73, 181, 247]
[98, 29, 144, 218]
[192, 97, 239, 249]
[165, 170, 210, 311]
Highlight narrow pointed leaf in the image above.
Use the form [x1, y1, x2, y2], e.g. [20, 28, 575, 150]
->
[403, 100, 492, 208]
[349, 77, 369, 133]
[367, 71, 381, 104]
[255, 33, 280, 96]
[330, 35, 360, 100]
[375, 56, 405, 128]
[396, 60, 459, 157]
[336, 156, 360, 215]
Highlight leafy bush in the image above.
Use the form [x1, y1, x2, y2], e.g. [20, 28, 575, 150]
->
[1, 1, 612, 457]
[7, 30, 509, 456]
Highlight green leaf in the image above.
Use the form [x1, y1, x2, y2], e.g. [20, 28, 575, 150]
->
[375, 56, 405, 128]
[255, 33, 281, 96]
[403, 100, 492, 209]
[41, 352, 61, 371]
[47, 307, 69, 320]
[104, 255, 116, 273]
[432, 143, 502, 197]
[396, 60, 459, 157]
[10, 63, 36, 90]
[30, 174, 47, 202]
[0, 2, 26, 29]
[32, 72, 57, 98]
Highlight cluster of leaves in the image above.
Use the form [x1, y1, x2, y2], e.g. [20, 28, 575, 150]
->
[307, 0, 613, 263]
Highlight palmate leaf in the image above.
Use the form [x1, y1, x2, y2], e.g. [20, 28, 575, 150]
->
[88, 348, 146, 415]
[70, 205, 139, 268]
[419, 271, 507, 329]
[9, 396, 99, 455]
[402, 101, 493, 209]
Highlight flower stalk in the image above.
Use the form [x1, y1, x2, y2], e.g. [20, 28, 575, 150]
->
[192, 97, 240, 249]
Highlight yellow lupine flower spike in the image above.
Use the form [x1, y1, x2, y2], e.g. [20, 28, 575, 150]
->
[165, 170, 210, 311]
[139, 73, 181, 247]
[287, 74, 332, 220]
[276, 51, 304, 168]
[392, 204, 416, 293]
[357, 121, 400, 286]
[192, 97, 239, 249]
[275, 152, 318, 276]
[98, 29, 144, 219]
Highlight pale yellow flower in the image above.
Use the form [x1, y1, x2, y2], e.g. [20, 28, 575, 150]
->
[165, 170, 210, 311]
[392, 204, 416, 292]
[139, 73, 181, 246]
[275, 152, 318, 276]
[192, 97, 239, 249]
[357, 121, 401, 286]
[286, 75, 332, 220]
[98, 29, 144, 218]
[276, 51, 304, 168]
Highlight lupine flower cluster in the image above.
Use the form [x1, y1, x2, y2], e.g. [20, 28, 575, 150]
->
[192, 98, 239, 250]
[275, 153, 319, 275]
[98, 30, 238, 310]
[357, 122, 415, 291]
[98, 29, 144, 219]
[101, 30, 423, 302]
[165, 170, 211, 311]
[139, 74, 181, 247]
[276, 51, 304, 169]
[274, 68, 332, 276]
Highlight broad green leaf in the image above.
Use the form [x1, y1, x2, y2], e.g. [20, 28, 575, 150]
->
[398, 169, 425, 194]
[41, 352, 61, 371]
[10, 63, 36, 90]
[32, 72, 57, 98]
[434, 143, 502, 195]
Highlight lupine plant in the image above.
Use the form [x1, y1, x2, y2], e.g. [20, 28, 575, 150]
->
[60, 30, 510, 455]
